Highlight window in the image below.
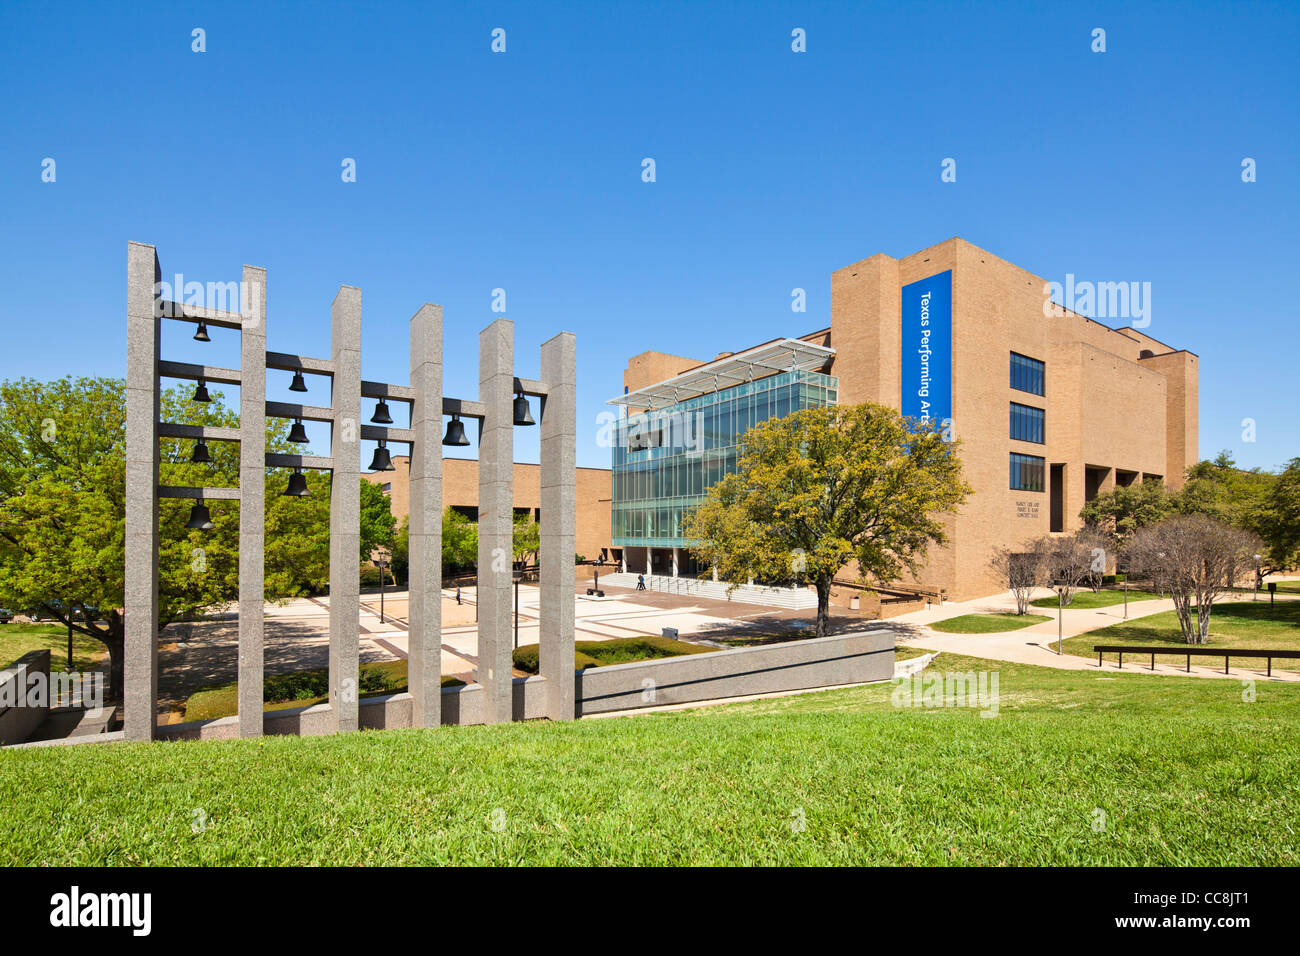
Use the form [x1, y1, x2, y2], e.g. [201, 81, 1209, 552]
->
[1010, 453, 1045, 492]
[1010, 352, 1045, 396]
[1010, 403, 1045, 444]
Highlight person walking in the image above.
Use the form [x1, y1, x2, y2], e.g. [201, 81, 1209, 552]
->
[636, 573, 646, 591]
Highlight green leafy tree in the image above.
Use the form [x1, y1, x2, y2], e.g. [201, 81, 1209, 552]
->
[0, 376, 325, 702]
[443, 508, 478, 572]
[682, 403, 971, 637]
[1078, 478, 1175, 544]
[359, 478, 397, 572]
[513, 511, 540, 567]
[1262, 457, 1300, 569]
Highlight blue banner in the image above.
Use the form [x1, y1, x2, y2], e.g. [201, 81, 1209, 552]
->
[900, 270, 952, 430]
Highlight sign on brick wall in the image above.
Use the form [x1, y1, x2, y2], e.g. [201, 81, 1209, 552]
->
[901, 270, 952, 429]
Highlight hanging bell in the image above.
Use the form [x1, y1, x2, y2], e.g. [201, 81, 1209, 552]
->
[513, 393, 535, 426]
[370, 399, 393, 424]
[368, 441, 394, 472]
[192, 379, 211, 403]
[289, 370, 308, 393]
[191, 440, 211, 464]
[186, 501, 213, 530]
[443, 416, 469, 446]
[193, 321, 210, 343]
[283, 469, 310, 497]
[288, 418, 309, 443]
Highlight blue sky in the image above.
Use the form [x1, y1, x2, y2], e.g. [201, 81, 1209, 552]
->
[2, 0, 1296, 471]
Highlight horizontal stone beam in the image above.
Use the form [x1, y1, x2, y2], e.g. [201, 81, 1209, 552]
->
[157, 485, 240, 500]
[265, 401, 334, 423]
[359, 425, 415, 443]
[159, 361, 241, 386]
[157, 301, 244, 329]
[158, 423, 241, 442]
[265, 352, 335, 375]
[265, 453, 334, 469]
[361, 380, 414, 402]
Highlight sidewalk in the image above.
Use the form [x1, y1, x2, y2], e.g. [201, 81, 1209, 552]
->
[883, 587, 1300, 683]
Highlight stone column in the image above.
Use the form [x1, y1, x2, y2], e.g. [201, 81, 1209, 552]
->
[671, 547, 679, 578]
[329, 286, 362, 733]
[238, 266, 266, 737]
[124, 242, 161, 742]
[408, 304, 443, 728]
[477, 319, 514, 724]
[539, 332, 576, 722]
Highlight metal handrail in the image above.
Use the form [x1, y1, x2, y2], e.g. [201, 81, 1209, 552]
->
[1092, 643, 1300, 677]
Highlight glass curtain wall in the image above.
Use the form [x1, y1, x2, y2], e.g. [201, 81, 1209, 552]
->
[611, 370, 838, 548]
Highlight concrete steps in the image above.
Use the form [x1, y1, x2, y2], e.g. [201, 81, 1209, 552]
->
[600, 573, 818, 610]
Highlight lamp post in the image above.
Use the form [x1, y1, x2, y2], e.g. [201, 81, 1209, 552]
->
[374, 548, 390, 625]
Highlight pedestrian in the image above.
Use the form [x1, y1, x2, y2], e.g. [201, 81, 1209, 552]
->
[456, 585, 462, 605]
[636, 573, 646, 591]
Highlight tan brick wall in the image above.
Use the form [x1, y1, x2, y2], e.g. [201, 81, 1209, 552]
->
[619, 237, 1198, 603]
[823, 237, 1198, 601]
[363, 456, 612, 561]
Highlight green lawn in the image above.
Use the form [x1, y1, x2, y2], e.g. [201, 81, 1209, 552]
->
[0, 622, 106, 672]
[1030, 589, 1160, 610]
[6, 649, 1295, 865]
[512, 635, 714, 672]
[929, 612, 1051, 633]
[1060, 600, 1300, 671]
[184, 660, 463, 722]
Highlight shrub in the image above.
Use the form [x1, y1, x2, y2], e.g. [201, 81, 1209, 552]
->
[511, 635, 711, 673]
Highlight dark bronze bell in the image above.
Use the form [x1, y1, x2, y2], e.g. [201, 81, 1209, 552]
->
[283, 469, 310, 497]
[186, 502, 213, 530]
[368, 441, 394, 472]
[513, 393, 535, 426]
[443, 416, 469, 446]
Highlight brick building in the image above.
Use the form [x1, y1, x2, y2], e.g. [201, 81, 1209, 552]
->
[364, 456, 613, 564]
[610, 237, 1198, 601]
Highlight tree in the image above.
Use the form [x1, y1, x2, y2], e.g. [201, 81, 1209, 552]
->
[359, 479, 397, 563]
[512, 512, 540, 567]
[990, 546, 1041, 615]
[442, 508, 478, 572]
[1260, 457, 1300, 569]
[1124, 514, 1262, 644]
[1038, 532, 1100, 608]
[1079, 478, 1173, 544]
[0, 376, 321, 702]
[682, 403, 971, 637]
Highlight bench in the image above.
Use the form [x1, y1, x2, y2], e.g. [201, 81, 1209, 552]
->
[1092, 644, 1300, 677]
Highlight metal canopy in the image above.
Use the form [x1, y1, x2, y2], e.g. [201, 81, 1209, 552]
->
[607, 337, 835, 410]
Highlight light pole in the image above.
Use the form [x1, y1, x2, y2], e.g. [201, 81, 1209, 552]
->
[374, 548, 390, 625]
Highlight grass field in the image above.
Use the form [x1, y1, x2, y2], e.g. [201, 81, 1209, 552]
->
[1030, 589, 1160, 610]
[5, 648, 1296, 865]
[0, 622, 106, 672]
[1059, 600, 1300, 671]
[929, 612, 1051, 633]
[184, 660, 464, 721]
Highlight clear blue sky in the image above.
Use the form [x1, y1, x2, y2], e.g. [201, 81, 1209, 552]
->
[2, 0, 1296, 472]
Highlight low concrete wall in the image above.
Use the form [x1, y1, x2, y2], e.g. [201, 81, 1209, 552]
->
[0, 649, 51, 745]
[154, 633, 893, 740]
[159, 675, 551, 742]
[575, 630, 894, 716]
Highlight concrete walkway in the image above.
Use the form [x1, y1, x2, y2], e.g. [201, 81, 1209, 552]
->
[883, 585, 1300, 682]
